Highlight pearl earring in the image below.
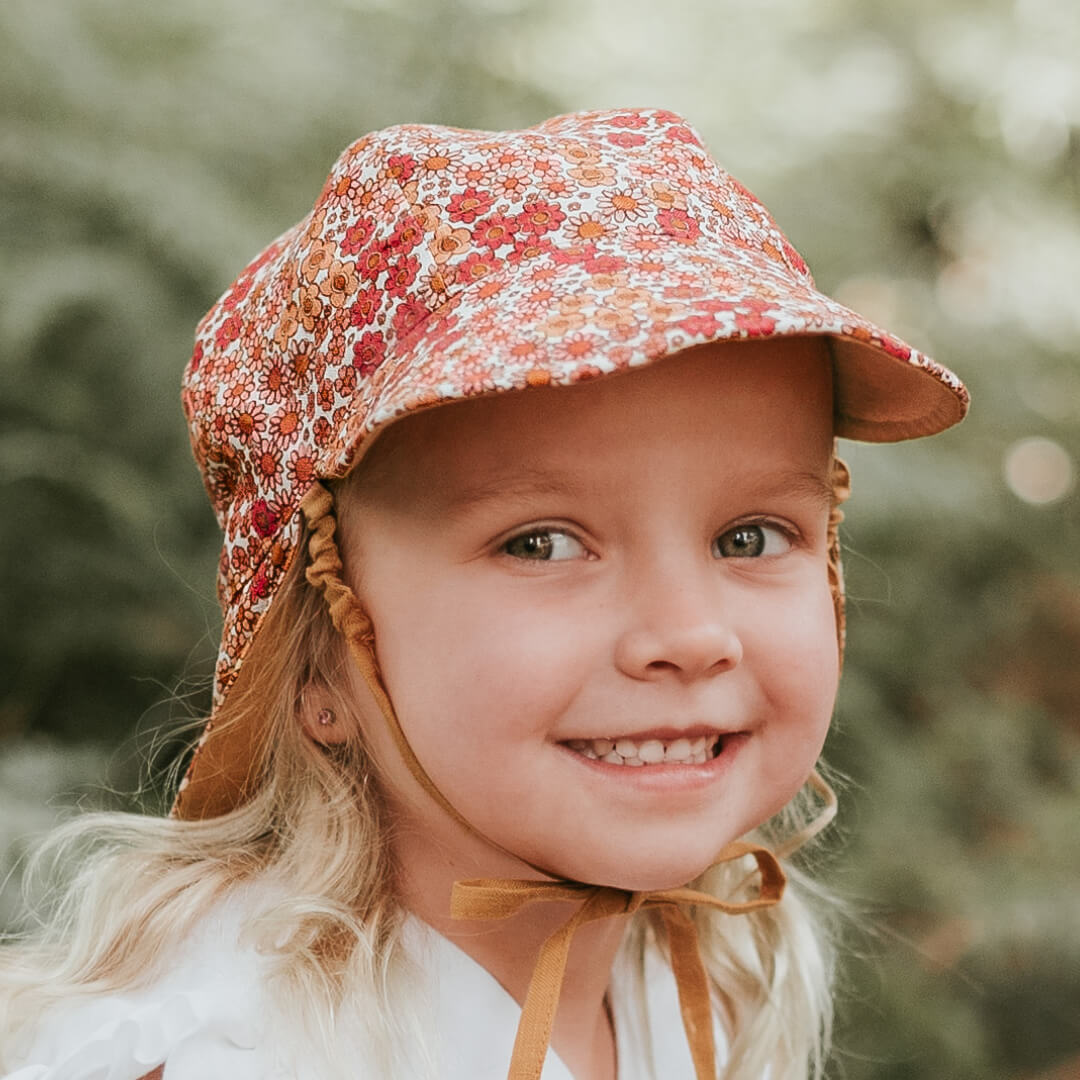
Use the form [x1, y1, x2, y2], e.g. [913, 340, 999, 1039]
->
[316, 708, 336, 727]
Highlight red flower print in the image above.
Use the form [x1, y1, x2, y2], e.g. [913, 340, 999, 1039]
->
[735, 312, 777, 336]
[507, 235, 555, 263]
[657, 208, 701, 243]
[250, 564, 271, 600]
[340, 216, 376, 256]
[190, 341, 204, 372]
[877, 333, 911, 360]
[251, 498, 281, 538]
[357, 247, 389, 283]
[384, 153, 416, 183]
[352, 331, 387, 375]
[335, 364, 358, 396]
[215, 314, 242, 349]
[517, 200, 566, 235]
[348, 287, 381, 327]
[473, 213, 517, 250]
[583, 254, 626, 275]
[447, 187, 493, 224]
[667, 125, 702, 146]
[389, 214, 425, 253]
[385, 253, 421, 298]
[393, 298, 430, 341]
[222, 276, 253, 310]
[313, 416, 332, 447]
[455, 251, 498, 285]
[677, 314, 722, 337]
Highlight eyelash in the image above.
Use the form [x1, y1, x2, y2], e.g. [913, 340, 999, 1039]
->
[499, 519, 799, 563]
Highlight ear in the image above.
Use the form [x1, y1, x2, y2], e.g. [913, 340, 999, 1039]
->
[298, 692, 355, 747]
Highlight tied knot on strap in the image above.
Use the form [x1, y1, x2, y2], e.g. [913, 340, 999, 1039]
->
[451, 841, 785, 1080]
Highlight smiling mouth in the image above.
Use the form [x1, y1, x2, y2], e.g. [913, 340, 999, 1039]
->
[562, 735, 723, 767]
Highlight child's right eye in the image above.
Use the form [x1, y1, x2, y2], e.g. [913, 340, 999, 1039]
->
[501, 528, 586, 562]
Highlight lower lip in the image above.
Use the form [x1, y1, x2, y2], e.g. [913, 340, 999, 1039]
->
[558, 733, 750, 793]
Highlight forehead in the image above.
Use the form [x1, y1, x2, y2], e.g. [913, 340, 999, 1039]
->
[349, 337, 834, 504]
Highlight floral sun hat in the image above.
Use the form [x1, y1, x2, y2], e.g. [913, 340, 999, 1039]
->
[177, 106, 968, 819]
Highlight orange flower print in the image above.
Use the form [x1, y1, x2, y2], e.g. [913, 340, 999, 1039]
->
[431, 222, 472, 264]
[518, 200, 566, 235]
[318, 260, 360, 308]
[317, 380, 336, 412]
[273, 304, 300, 350]
[340, 216, 377, 256]
[557, 142, 600, 166]
[335, 364, 358, 396]
[270, 409, 300, 442]
[300, 241, 335, 284]
[286, 450, 316, 487]
[657, 208, 701, 243]
[568, 164, 617, 187]
[417, 266, 451, 306]
[298, 283, 323, 332]
[447, 186, 494, 224]
[540, 175, 574, 200]
[555, 331, 601, 362]
[255, 445, 281, 483]
[563, 212, 609, 244]
[227, 403, 267, 441]
[648, 181, 687, 211]
[541, 311, 586, 338]
[598, 189, 648, 222]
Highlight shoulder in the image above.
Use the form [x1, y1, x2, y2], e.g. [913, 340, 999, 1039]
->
[3, 884, 288, 1080]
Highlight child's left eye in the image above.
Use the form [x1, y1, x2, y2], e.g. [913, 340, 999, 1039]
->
[501, 528, 586, 562]
[712, 523, 792, 559]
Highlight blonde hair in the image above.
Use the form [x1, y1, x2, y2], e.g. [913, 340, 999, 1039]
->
[0, 499, 838, 1080]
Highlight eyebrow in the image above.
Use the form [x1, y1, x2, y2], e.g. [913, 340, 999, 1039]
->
[441, 466, 835, 516]
[443, 468, 589, 517]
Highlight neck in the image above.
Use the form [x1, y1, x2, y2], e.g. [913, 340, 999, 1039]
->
[394, 821, 627, 1080]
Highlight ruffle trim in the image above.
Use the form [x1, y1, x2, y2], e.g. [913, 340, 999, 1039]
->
[4, 982, 265, 1080]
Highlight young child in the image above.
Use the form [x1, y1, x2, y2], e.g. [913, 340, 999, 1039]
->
[0, 107, 967, 1080]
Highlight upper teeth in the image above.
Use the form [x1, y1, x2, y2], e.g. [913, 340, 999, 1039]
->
[565, 735, 719, 766]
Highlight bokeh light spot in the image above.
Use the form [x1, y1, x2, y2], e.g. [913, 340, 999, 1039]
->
[1003, 437, 1075, 505]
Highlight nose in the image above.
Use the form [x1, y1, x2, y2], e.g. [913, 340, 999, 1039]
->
[613, 573, 743, 682]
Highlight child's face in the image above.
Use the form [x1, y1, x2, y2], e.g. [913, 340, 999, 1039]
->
[337, 339, 838, 890]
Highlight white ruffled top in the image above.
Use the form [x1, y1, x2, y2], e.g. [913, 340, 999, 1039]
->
[4, 886, 713, 1080]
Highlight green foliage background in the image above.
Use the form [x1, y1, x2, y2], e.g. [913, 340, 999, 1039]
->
[2, 1, 1078, 1077]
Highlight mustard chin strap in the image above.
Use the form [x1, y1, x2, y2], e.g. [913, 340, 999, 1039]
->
[298, 470, 848, 1080]
[828, 453, 852, 668]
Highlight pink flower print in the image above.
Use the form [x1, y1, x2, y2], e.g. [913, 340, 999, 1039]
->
[227, 403, 267, 442]
[447, 186, 494, 224]
[540, 175, 575, 200]
[657, 208, 701, 244]
[735, 311, 777, 337]
[557, 141, 601, 166]
[286, 450, 317, 487]
[677, 314, 722, 338]
[648, 181, 687, 211]
[417, 266, 452, 306]
[255, 445, 281, 484]
[506, 235, 555, 264]
[606, 132, 647, 148]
